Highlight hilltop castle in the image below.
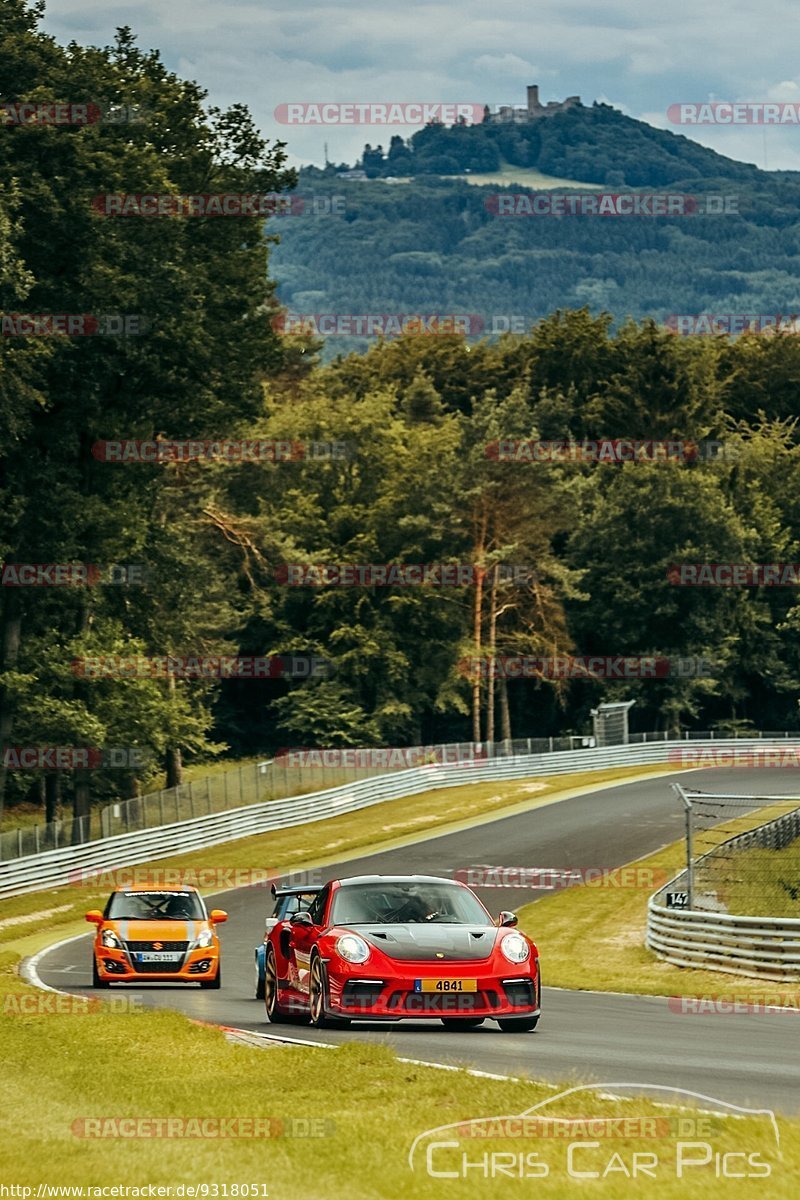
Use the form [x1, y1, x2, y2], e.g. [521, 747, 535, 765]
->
[485, 85, 582, 124]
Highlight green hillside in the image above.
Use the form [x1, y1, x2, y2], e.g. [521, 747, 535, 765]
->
[270, 103, 800, 359]
[360, 101, 766, 185]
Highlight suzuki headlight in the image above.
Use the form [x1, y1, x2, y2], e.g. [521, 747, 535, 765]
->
[195, 928, 214, 949]
[101, 929, 122, 949]
[336, 934, 370, 964]
[500, 932, 530, 964]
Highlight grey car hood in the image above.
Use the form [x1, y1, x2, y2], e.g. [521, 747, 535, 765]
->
[345, 923, 499, 961]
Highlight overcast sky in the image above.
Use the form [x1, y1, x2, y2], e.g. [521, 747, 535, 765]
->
[41, 0, 800, 170]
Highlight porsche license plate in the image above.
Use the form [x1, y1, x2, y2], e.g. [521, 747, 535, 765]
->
[414, 978, 477, 993]
[136, 952, 182, 963]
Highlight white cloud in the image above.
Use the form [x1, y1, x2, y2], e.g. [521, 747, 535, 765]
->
[472, 54, 541, 79]
[39, 0, 800, 169]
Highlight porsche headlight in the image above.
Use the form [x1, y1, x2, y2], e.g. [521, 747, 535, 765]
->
[195, 928, 214, 949]
[336, 934, 370, 964]
[101, 929, 122, 949]
[500, 932, 530, 964]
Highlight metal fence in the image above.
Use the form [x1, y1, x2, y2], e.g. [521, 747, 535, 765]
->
[2, 728, 798, 864]
[695, 801, 800, 911]
[648, 799, 800, 980]
[0, 738, 587, 861]
[0, 754, 437, 862]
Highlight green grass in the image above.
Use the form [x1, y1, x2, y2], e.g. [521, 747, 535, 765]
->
[517, 802, 800, 999]
[697, 840, 800, 918]
[0, 805, 53, 832]
[447, 163, 605, 189]
[0, 948, 796, 1195]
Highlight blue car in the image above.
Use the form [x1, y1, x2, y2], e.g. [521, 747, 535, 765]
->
[255, 884, 322, 999]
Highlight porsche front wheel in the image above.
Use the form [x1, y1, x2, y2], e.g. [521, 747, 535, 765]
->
[308, 953, 350, 1029]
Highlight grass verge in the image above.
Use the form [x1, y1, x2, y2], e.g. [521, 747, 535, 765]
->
[700, 839, 800, 918]
[0, 949, 796, 1195]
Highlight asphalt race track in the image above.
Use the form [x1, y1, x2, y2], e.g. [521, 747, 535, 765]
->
[36, 767, 800, 1113]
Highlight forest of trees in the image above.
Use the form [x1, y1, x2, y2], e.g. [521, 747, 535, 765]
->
[4, 1, 800, 829]
[272, 159, 800, 363]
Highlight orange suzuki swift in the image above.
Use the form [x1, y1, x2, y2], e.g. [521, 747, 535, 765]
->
[86, 883, 227, 988]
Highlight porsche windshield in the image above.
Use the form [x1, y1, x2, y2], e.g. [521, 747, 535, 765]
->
[106, 891, 206, 921]
[331, 881, 491, 926]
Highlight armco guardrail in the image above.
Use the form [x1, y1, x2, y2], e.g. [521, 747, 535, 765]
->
[647, 900, 800, 982]
[1, 736, 797, 901]
[4, 727, 796, 862]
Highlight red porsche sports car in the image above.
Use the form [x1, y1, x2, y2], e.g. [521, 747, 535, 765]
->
[264, 874, 540, 1031]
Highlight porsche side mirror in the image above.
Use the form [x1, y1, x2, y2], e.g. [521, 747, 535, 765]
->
[85, 910, 104, 925]
[498, 911, 518, 928]
[210, 909, 228, 924]
[290, 911, 314, 927]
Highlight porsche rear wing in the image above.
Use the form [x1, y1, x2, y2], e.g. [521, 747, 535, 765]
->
[270, 883, 323, 899]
